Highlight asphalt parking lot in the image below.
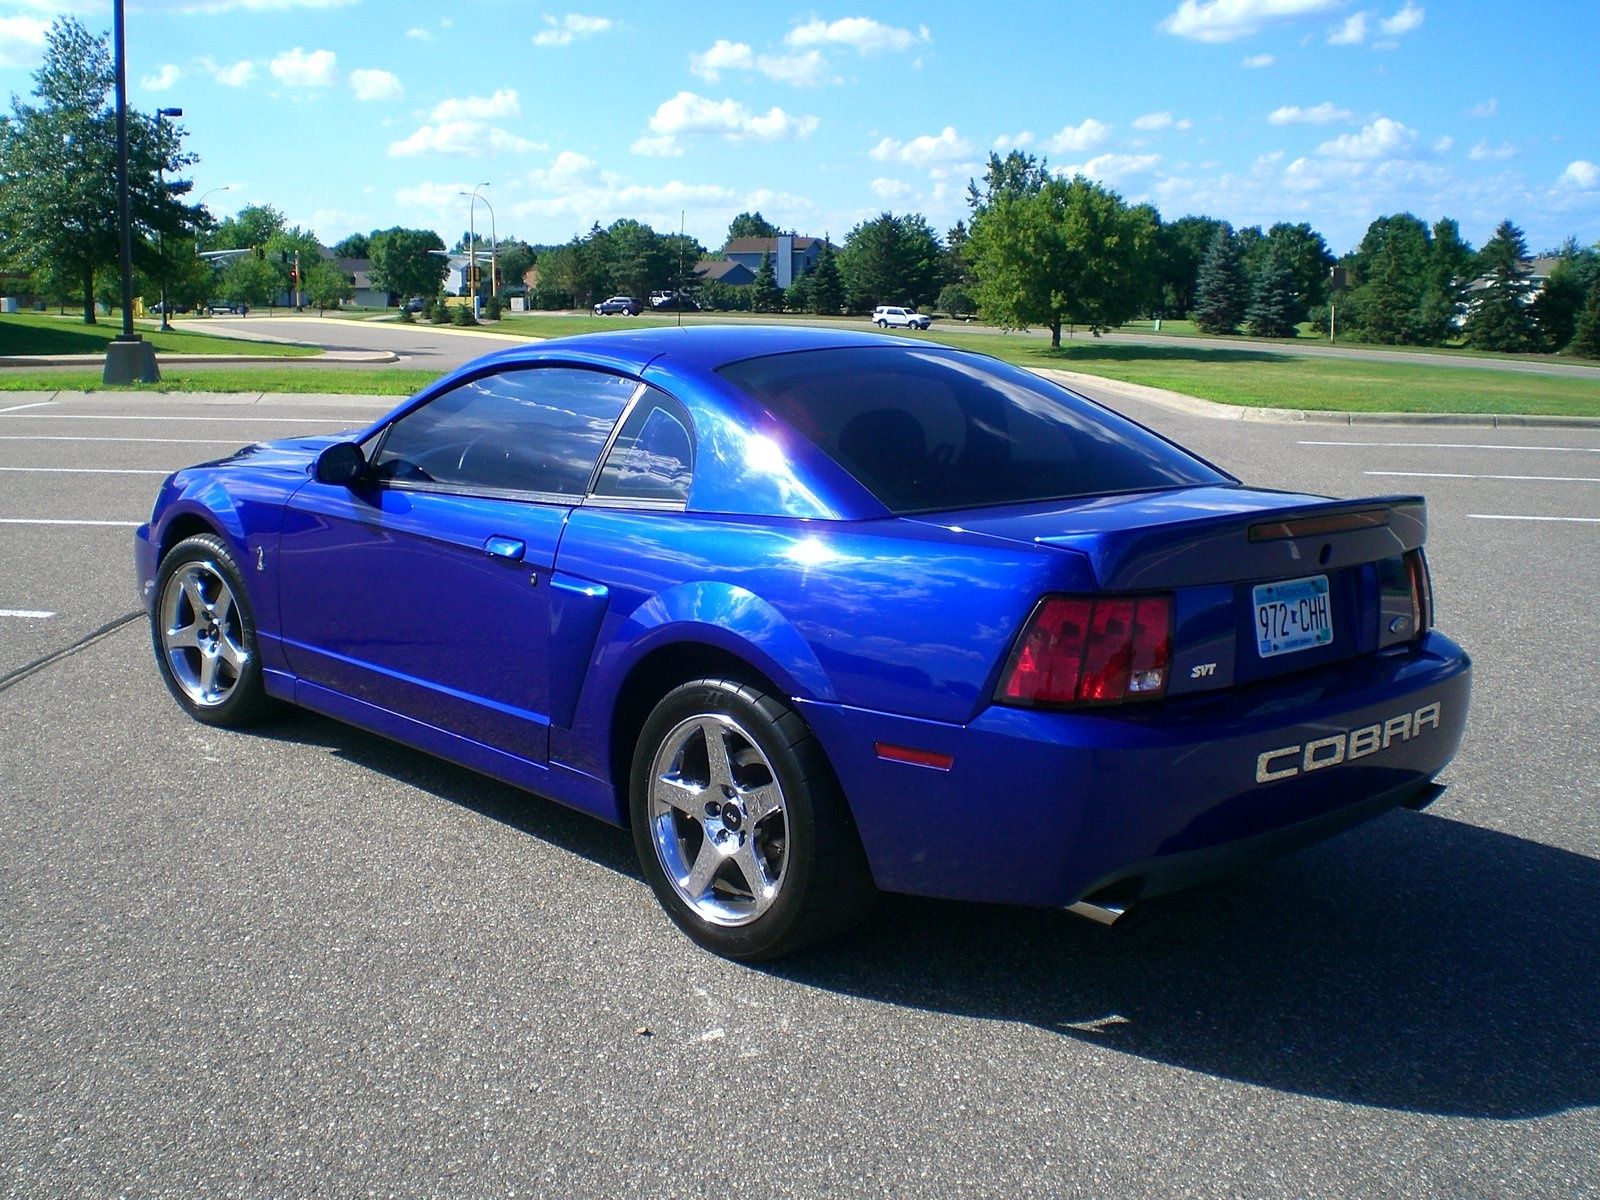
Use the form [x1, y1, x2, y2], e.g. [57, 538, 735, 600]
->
[2, 387, 1597, 1197]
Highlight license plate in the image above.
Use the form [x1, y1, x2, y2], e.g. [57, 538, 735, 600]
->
[1253, 574, 1333, 658]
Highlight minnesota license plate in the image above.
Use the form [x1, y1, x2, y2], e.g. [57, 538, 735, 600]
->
[1253, 574, 1333, 658]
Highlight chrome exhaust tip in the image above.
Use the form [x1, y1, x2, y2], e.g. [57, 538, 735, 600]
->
[1067, 898, 1129, 926]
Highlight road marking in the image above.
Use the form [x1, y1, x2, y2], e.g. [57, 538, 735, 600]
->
[1466, 514, 1600, 523]
[0, 609, 55, 619]
[1365, 471, 1600, 483]
[0, 413, 354, 424]
[1302, 440, 1600, 454]
[0, 466, 171, 475]
[0, 518, 142, 527]
[0, 401, 55, 415]
[0, 435, 246, 445]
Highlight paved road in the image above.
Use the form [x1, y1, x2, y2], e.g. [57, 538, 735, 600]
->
[197, 311, 1600, 381]
[1, 389, 1596, 1197]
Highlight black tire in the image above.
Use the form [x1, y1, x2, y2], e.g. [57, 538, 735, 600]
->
[629, 676, 874, 960]
[150, 533, 275, 728]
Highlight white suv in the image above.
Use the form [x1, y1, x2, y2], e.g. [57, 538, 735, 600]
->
[872, 305, 932, 330]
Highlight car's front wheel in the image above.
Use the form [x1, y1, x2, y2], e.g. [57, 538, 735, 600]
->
[630, 677, 873, 960]
[151, 533, 275, 727]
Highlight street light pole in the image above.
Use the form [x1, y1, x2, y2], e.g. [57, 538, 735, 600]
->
[103, 0, 158, 384]
[478, 193, 498, 311]
[156, 106, 182, 331]
[461, 182, 490, 319]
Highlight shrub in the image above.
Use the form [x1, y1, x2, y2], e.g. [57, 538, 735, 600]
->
[452, 302, 477, 326]
[485, 295, 502, 321]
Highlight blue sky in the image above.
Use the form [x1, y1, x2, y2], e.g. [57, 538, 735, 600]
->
[2, 0, 1596, 255]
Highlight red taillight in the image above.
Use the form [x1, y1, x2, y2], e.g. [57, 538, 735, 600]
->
[999, 594, 1172, 707]
[1404, 548, 1433, 634]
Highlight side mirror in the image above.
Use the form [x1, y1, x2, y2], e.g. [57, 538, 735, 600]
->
[314, 441, 368, 486]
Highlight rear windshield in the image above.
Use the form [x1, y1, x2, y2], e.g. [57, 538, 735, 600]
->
[718, 347, 1230, 514]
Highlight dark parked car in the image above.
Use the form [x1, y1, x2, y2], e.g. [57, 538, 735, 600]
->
[134, 326, 1470, 960]
[593, 296, 641, 316]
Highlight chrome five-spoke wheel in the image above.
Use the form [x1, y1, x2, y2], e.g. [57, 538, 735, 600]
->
[159, 559, 250, 708]
[647, 713, 789, 927]
[630, 677, 874, 960]
[150, 534, 273, 728]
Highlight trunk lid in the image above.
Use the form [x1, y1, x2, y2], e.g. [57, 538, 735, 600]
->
[915, 485, 1428, 697]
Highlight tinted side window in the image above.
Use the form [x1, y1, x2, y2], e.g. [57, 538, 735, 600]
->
[718, 347, 1230, 513]
[593, 389, 694, 503]
[373, 368, 636, 496]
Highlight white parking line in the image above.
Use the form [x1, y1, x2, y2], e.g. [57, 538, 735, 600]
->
[1365, 471, 1600, 483]
[1302, 441, 1600, 453]
[1466, 514, 1600, 523]
[0, 436, 246, 445]
[0, 609, 55, 619]
[0, 466, 171, 475]
[0, 518, 142, 527]
[0, 413, 354, 424]
[0, 401, 55, 415]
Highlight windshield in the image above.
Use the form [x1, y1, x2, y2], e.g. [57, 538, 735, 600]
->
[718, 346, 1232, 514]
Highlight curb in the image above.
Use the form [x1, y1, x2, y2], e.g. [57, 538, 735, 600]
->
[1034, 368, 1600, 430]
[0, 349, 399, 366]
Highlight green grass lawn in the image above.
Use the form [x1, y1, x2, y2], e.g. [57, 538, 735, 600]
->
[0, 365, 435, 395]
[0, 311, 317, 358]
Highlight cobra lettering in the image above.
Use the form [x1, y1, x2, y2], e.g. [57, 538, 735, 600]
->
[1255, 702, 1441, 783]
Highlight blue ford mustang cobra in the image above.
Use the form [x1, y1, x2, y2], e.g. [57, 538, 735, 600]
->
[133, 326, 1470, 959]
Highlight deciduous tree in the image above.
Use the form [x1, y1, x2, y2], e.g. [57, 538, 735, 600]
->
[303, 258, 354, 314]
[727, 211, 780, 242]
[368, 226, 447, 302]
[0, 17, 196, 323]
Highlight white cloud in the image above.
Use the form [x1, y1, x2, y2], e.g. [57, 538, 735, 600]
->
[993, 131, 1035, 150]
[1268, 102, 1356, 125]
[1160, 0, 1341, 43]
[785, 17, 927, 55]
[1060, 153, 1161, 185]
[690, 39, 754, 80]
[172, 0, 358, 11]
[1327, 12, 1367, 44]
[1045, 118, 1111, 154]
[1467, 97, 1498, 119]
[1468, 140, 1516, 162]
[269, 47, 338, 88]
[395, 181, 477, 209]
[405, 27, 432, 41]
[870, 125, 973, 165]
[0, 16, 48, 69]
[1316, 116, 1416, 159]
[431, 89, 521, 122]
[533, 14, 614, 47]
[390, 91, 539, 158]
[633, 91, 819, 157]
[1379, 3, 1424, 34]
[1559, 160, 1599, 190]
[1242, 52, 1276, 67]
[206, 58, 257, 87]
[689, 39, 834, 86]
[349, 68, 401, 101]
[389, 123, 543, 157]
[1432, 135, 1453, 153]
[141, 64, 181, 91]
[871, 178, 915, 202]
[1132, 111, 1192, 131]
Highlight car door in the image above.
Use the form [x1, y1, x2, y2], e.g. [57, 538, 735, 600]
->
[276, 365, 639, 763]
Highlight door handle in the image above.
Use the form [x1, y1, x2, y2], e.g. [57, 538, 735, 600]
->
[483, 536, 526, 561]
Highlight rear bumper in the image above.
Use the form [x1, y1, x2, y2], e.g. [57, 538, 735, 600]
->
[797, 632, 1471, 907]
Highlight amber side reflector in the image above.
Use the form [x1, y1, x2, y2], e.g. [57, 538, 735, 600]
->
[874, 743, 955, 771]
[1248, 508, 1389, 541]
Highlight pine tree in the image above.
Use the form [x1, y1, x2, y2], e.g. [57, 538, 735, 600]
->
[1245, 245, 1301, 337]
[1193, 225, 1247, 334]
[1571, 278, 1600, 359]
[752, 251, 782, 313]
[1465, 219, 1538, 352]
[808, 240, 844, 315]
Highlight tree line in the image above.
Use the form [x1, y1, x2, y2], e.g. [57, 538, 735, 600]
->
[4, 18, 1598, 358]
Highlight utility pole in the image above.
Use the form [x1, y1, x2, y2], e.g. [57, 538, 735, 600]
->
[104, 0, 159, 383]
